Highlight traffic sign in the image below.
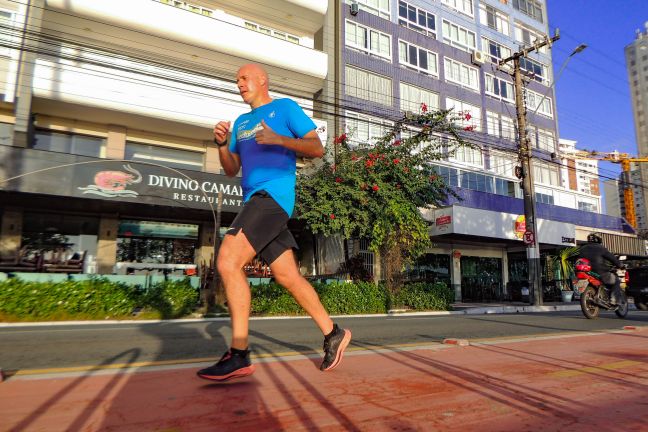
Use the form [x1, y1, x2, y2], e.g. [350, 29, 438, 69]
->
[523, 230, 535, 245]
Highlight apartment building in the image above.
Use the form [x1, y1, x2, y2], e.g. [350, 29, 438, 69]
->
[340, 0, 635, 301]
[626, 22, 648, 232]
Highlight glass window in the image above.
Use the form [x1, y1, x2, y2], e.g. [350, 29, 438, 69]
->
[125, 142, 204, 171]
[441, 0, 474, 17]
[33, 130, 105, 158]
[346, 21, 391, 60]
[398, 1, 436, 36]
[485, 74, 514, 103]
[400, 82, 439, 113]
[117, 220, 198, 265]
[399, 40, 438, 74]
[479, 4, 509, 35]
[442, 19, 476, 52]
[444, 58, 479, 91]
[526, 89, 553, 118]
[482, 38, 512, 63]
[513, 0, 544, 23]
[432, 165, 459, 187]
[446, 97, 482, 131]
[345, 66, 393, 106]
[345, 111, 393, 148]
[520, 56, 547, 83]
[355, 0, 390, 19]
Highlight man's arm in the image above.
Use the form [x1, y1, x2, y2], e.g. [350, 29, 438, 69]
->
[256, 120, 324, 158]
[602, 248, 622, 268]
[214, 121, 241, 177]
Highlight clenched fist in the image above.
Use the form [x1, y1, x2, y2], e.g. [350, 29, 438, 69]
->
[255, 120, 282, 146]
[213, 121, 231, 147]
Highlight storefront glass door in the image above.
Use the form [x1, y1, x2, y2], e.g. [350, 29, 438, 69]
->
[460, 256, 502, 302]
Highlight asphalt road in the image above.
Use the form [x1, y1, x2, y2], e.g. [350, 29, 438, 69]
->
[1, 310, 647, 371]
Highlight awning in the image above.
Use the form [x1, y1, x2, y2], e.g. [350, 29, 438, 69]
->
[600, 233, 648, 257]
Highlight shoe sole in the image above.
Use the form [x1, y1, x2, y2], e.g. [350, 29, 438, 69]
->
[322, 329, 352, 372]
[197, 365, 256, 382]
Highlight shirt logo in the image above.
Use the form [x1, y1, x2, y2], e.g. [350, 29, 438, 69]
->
[269, 111, 276, 118]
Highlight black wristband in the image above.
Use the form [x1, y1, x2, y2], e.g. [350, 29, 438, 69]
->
[214, 138, 228, 148]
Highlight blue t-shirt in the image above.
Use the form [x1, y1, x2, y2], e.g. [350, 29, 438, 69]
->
[229, 98, 316, 217]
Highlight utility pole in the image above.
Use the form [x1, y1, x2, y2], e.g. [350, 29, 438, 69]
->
[500, 30, 560, 306]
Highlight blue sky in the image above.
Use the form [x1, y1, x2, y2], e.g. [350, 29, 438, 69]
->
[547, 0, 648, 180]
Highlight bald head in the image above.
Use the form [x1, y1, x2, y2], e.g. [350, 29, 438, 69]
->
[236, 64, 272, 108]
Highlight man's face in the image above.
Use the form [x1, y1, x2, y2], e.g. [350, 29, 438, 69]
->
[236, 68, 261, 104]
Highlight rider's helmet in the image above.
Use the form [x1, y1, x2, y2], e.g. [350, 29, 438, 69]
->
[587, 233, 602, 243]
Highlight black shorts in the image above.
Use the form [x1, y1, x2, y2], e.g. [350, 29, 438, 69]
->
[226, 191, 298, 265]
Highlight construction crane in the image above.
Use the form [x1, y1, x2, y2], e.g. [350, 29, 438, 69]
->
[566, 150, 648, 228]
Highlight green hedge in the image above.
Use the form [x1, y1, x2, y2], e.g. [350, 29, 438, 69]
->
[0, 277, 198, 321]
[0, 278, 453, 321]
[251, 281, 453, 315]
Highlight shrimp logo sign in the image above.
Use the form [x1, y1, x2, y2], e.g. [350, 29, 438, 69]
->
[78, 164, 142, 198]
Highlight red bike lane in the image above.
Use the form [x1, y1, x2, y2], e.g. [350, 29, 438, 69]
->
[2, 327, 647, 432]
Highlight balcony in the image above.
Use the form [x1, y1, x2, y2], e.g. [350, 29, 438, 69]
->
[45, 0, 328, 90]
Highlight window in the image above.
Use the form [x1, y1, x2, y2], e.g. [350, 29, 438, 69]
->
[441, 0, 474, 17]
[486, 112, 516, 140]
[533, 162, 559, 186]
[501, 116, 515, 140]
[479, 4, 509, 35]
[536, 129, 555, 152]
[514, 23, 546, 54]
[485, 74, 514, 103]
[345, 66, 393, 106]
[482, 37, 512, 63]
[398, 1, 436, 36]
[400, 82, 439, 113]
[442, 20, 477, 53]
[354, 0, 391, 19]
[345, 111, 393, 148]
[452, 145, 483, 167]
[490, 151, 516, 177]
[245, 21, 300, 44]
[433, 165, 459, 187]
[33, 130, 105, 158]
[444, 58, 479, 91]
[399, 40, 438, 74]
[577, 201, 598, 212]
[526, 88, 553, 117]
[460, 171, 493, 192]
[446, 98, 482, 131]
[536, 192, 554, 205]
[520, 56, 547, 83]
[513, 0, 543, 23]
[125, 142, 204, 171]
[346, 21, 391, 60]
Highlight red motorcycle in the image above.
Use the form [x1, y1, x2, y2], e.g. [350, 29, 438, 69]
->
[574, 257, 629, 319]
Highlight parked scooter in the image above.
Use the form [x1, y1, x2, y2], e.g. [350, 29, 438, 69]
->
[574, 256, 629, 319]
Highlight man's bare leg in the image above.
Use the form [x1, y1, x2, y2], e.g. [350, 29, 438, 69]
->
[216, 229, 257, 350]
[270, 249, 334, 335]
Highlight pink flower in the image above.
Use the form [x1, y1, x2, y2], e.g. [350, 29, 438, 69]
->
[464, 112, 472, 121]
[351, 154, 359, 161]
[393, 158, 400, 164]
[330, 214, 335, 219]
[335, 177, 343, 183]
[421, 102, 428, 113]
[464, 125, 474, 131]
[365, 160, 374, 168]
[333, 133, 347, 145]
[393, 139, 401, 146]
[372, 184, 379, 192]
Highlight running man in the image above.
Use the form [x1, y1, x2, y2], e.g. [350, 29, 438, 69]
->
[197, 64, 352, 381]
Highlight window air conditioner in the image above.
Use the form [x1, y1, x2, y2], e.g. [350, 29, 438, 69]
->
[471, 50, 487, 65]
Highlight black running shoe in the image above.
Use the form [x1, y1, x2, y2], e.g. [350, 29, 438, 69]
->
[320, 324, 352, 371]
[197, 348, 255, 382]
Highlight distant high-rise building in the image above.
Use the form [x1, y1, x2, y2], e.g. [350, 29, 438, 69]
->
[603, 179, 621, 218]
[625, 22, 648, 229]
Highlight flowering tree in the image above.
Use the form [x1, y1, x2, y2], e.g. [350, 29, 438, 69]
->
[296, 106, 474, 293]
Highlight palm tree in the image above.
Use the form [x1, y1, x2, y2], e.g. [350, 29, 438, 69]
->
[551, 247, 580, 291]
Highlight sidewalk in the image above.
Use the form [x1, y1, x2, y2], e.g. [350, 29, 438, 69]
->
[2, 327, 647, 431]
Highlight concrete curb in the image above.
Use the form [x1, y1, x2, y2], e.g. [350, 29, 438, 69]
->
[0, 304, 638, 328]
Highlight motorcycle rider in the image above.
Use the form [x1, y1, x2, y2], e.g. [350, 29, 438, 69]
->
[578, 233, 623, 305]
